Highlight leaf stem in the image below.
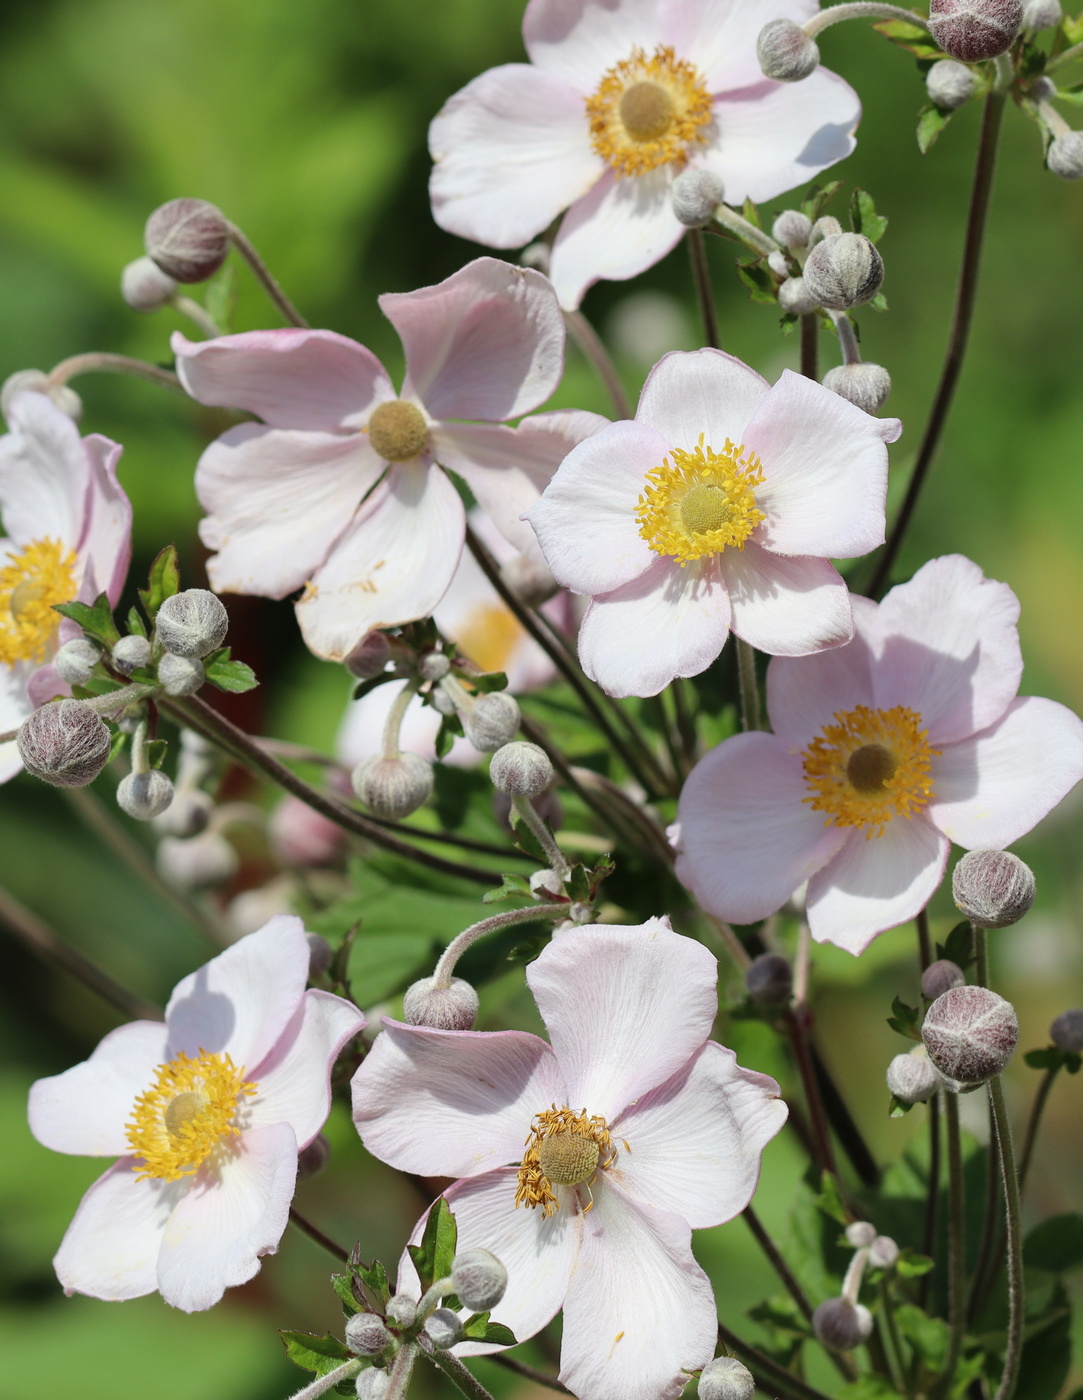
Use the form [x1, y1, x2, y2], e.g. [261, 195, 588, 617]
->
[226, 221, 309, 328]
[988, 1075, 1024, 1400]
[687, 227, 721, 349]
[425, 1347, 497, 1400]
[431, 903, 570, 989]
[933, 1091, 966, 1399]
[736, 639, 761, 731]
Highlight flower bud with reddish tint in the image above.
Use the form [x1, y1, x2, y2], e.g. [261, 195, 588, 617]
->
[771, 209, 812, 250]
[1050, 1008, 1083, 1052]
[698, 1356, 755, 1400]
[17, 701, 112, 787]
[745, 952, 792, 1005]
[307, 933, 333, 978]
[112, 634, 152, 675]
[922, 986, 1019, 1084]
[346, 631, 392, 680]
[1048, 131, 1083, 180]
[671, 168, 724, 227]
[355, 1369, 390, 1400]
[352, 752, 433, 820]
[54, 638, 101, 686]
[927, 0, 1023, 62]
[155, 588, 229, 658]
[451, 1248, 507, 1312]
[822, 363, 892, 414]
[803, 234, 883, 311]
[144, 198, 230, 283]
[463, 692, 520, 751]
[922, 959, 966, 1000]
[154, 788, 214, 838]
[926, 59, 978, 109]
[489, 741, 553, 797]
[813, 1298, 873, 1350]
[117, 769, 174, 820]
[887, 1046, 940, 1104]
[345, 1313, 392, 1357]
[121, 256, 178, 312]
[952, 849, 1035, 928]
[385, 1295, 416, 1328]
[402, 975, 479, 1031]
[757, 19, 820, 81]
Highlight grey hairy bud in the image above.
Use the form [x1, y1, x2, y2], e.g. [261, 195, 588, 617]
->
[1048, 131, 1083, 180]
[887, 1047, 940, 1104]
[1, 370, 83, 423]
[345, 1313, 392, 1357]
[112, 634, 152, 674]
[355, 1370, 390, 1400]
[418, 651, 450, 682]
[822, 363, 892, 414]
[145, 198, 230, 283]
[424, 1308, 463, 1350]
[869, 1235, 899, 1269]
[18, 700, 112, 787]
[352, 752, 433, 820]
[744, 952, 793, 1005]
[157, 652, 206, 697]
[463, 692, 520, 751]
[671, 169, 725, 227]
[402, 975, 479, 1031]
[155, 589, 229, 658]
[117, 768, 174, 821]
[927, 0, 1023, 61]
[153, 788, 214, 838]
[803, 233, 884, 310]
[845, 1221, 876, 1248]
[771, 210, 812, 249]
[54, 638, 101, 687]
[346, 631, 392, 680]
[1023, 0, 1062, 25]
[1050, 1008, 1083, 1052]
[385, 1295, 416, 1328]
[778, 276, 821, 316]
[756, 19, 820, 81]
[698, 1356, 756, 1400]
[451, 1248, 507, 1311]
[922, 959, 966, 1000]
[813, 1298, 873, 1350]
[121, 256, 178, 312]
[926, 59, 978, 109]
[922, 985, 1018, 1085]
[297, 1132, 331, 1180]
[489, 741, 553, 797]
[500, 553, 558, 606]
[952, 849, 1035, 927]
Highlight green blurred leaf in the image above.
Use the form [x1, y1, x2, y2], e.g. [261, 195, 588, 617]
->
[896, 1250, 934, 1278]
[849, 188, 888, 243]
[936, 921, 974, 970]
[838, 1378, 898, 1400]
[917, 104, 954, 154]
[875, 19, 947, 59]
[800, 180, 843, 220]
[889, 1093, 914, 1117]
[408, 1197, 457, 1294]
[140, 545, 180, 620]
[1017, 1280, 1072, 1400]
[481, 873, 534, 904]
[814, 1171, 849, 1226]
[280, 1330, 353, 1376]
[735, 257, 777, 305]
[126, 606, 147, 638]
[436, 711, 463, 760]
[1062, 12, 1083, 43]
[468, 670, 508, 694]
[461, 1312, 517, 1346]
[887, 995, 922, 1040]
[741, 196, 762, 229]
[203, 648, 258, 693]
[53, 593, 119, 647]
[1024, 1215, 1083, 1272]
[895, 1304, 949, 1369]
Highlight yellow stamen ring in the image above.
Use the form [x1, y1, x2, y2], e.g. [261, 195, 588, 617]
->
[635, 436, 765, 565]
[0, 537, 78, 666]
[126, 1049, 257, 1182]
[586, 46, 713, 179]
[515, 1105, 614, 1218]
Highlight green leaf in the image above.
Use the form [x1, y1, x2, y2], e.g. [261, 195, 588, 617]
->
[1065, 12, 1083, 43]
[356, 1259, 391, 1311]
[126, 605, 148, 638]
[800, 179, 843, 221]
[407, 1197, 457, 1294]
[838, 1378, 899, 1400]
[279, 1330, 353, 1376]
[145, 738, 168, 770]
[814, 1171, 849, 1226]
[435, 712, 464, 760]
[107, 727, 127, 762]
[53, 593, 120, 647]
[889, 1093, 914, 1117]
[779, 312, 799, 336]
[1017, 1280, 1072, 1400]
[1057, 83, 1083, 105]
[896, 1250, 934, 1278]
[741, 196, 762, 229]
[894, 1304, 950, 1369]
[461, 1312, 517, 1346]
[203, 649, 258, 693]
[849, 188, 888, 244]
[874, 19, 947, 59]
[468, 670, 508, 694]
[735, 257, 777, 305]
[481, 872, 535, 905]
[1024, 1215, 1083, 1272]
[330, 1272, 361, 1316]
[139, 544, 181, 620]
[917, 103, 954, 154]
[887, 995, 922, 1041]
[1025, 1046, 1064, 1070]
[936, 920, 974, 970]
[510, 809, 549, 863]
[868, 291, 889, 312]
[351, 671, 398, 702]
[747, 1296, 810, 1336]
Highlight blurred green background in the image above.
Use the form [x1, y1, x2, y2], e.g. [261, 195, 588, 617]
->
[2, 0, 1083, 1396]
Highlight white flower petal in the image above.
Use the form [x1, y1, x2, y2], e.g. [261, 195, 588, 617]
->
[634, 348, 769, 455]
[764, 602, 878, 746]
[664, 0, 817, 93]
[722, 545, 853, 656]
[0, 391, 85, 548]
[524, 0, 664, 93]
[77, 433, 131, 606]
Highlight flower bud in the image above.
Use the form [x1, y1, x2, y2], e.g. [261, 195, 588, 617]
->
[451, 1248, 508, 1312]
[402, 975, 479, 1031]
[803, 233, 883, 311]
[922, 986, 1018, 1084]
[1048, 130, 1083, 180]
[307, 932, 333, 978]
[431, 686, 457, 716]
[385, 1295, 417, 1328]
[144, 198, 230, 283]
[297, 1132, 331, 1180]
[767, 250, 789, 278]
[530, 868, 564, 898]
[499, 553, 558, 606]
[418, 651, 450, 682]
[424, 1308, 463, 1350]
[355, 1369, 390, 1400]
[1, 371, 82, 423]
[778, 277, 820, 316]
[810, 216, 843, 244]
[463, 692, 520, 751]
[845, 1221, 876, 1248]
[756, 19, 820, 81]
[117, 768, 174, 820]
[887, 1046, 940, 1104]
[352, 752, 433, 820]
[671, 168, 725, 227]
[926, 59, 978, 109]
[698, 1356, 756, 1400]
[157, 652, 206, 697]
[771, 209, 812, 249]
[744, 952, 793, 1005]
[1050, 1008, 1083, 1052]
[157, 831, 239, 890]
[346, 631, 393, 680]
[952, 849, 1035, 928]
[154, 788, 214, 838]
[922, 958, 966, 1000]
[17, 700, 112, 787]
[1023, 0, 1062, 26]
[489, 741, 553, 797]
[927, 0, 1023, 62]
[111, 634, 152, 675]
[812, 1298, 873, 1350]
[120, 256, 178, 312]
[821, 363, 892, 415]
[869, 1235, 899, 1269]
[345, 1313, 393, 1357]
[53, 638, 101, 686]
[155, 588, 229, 658]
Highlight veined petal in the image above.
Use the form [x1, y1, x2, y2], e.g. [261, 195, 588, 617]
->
[722, 546, 853, 656]
[77, 434, 131, 607]
[0, 662, 32, 781]
[524, 0, 664, 94]
[663, 0, 817, 94]
[765, 599, 878, 745]
[635, 348, 769, 455]
[0, 391, 84, 548]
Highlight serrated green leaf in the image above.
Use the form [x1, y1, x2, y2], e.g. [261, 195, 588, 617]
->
[140, 545, 180, 620]
[356, 1258, 391, 1309]
[779, 312, 799, 335]
[204, 651, 258, 694]
[849, 188, 888, 244]
[588, 854, 615, 896]
[875, 19, 947, 59]
[889, 1094, 914, 1117]
[461, 1312, 518, 1346]
[735, 257, 777, 305]
[888, 995, 922, 1040]
[126, 606, 148, 638]
[505, 934, 548, 966]
[53, 593, 120, 647]
[280, 1330, 353, 1376]
[814, 1171, 848, 1226]
[894, 1304, 950, 1369]
[917, 103, 954, 154]
[481, 872, 535, 905]
[407, 1197, 457, 1295]
[330, 1272, 361, 1316]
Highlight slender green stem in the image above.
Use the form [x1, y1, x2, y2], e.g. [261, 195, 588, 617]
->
[481, 1354, 570, 1395]
[226, 222, 309, 328]
[287, 1362, 360, 1400]
[716, 1321, 835, 1400]
[288, 1207, 350, 1262]
[511, 794, 571, 880]
[989, 1076, 1024, 1400]
[967, 1096, 1001, 1328]
[671, 677, 698, 768]
[563, 309, 632, 419]
[879, 1277, 910, 1397]
[687, 228, 720, 349]
[432, 903, 569, 989]
[805, 1, 929, 35]
[736, 639, 761, 731]
[426, 1348, 496, 1400]
[711, 205, 779, 257]
[916, 906, 933, 971]
[800, 313, 818, 381]
[919, 1089, 941, 1310]
[385, 1341, 420, 1400]
[172, 294, 221, 338]
[972, 924, 989, 988]
[934, 1092, 967, 1400]
[1017, 1063, 1060, 1194]
[47, 352, 183, 393]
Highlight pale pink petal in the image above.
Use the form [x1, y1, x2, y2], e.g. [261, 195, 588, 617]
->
[578, 557, 732, 698]
[525, 420, 662, 595]
[432, 421, 560, 561]
[295, 463, 465, 661]
[76, 434, 131, 606]
[381, 259, 564, 422]
[676, 732, 848, 923]
[524, 0, 664, 93]
[429, 65, 601, 248]
[635, 348, 769, 453]
[353, 1020, 565, 1177]
[173, 330, 393, 431]
[157, 1121, 297, 1312]
[745, 370, 896, 558]
[0, 663, 32, 781]
[53, 1159, 180, 1302]
[664, 0, 817, 93]
[548, 169, 685, 311]
[765, 601, 878, 745]
[560, 1181, 716, 1400]
[928, 697, 1083, 849]
[0, 391, 84, 548]
[527, 919, 717, 1122]
[610, 1042, 786, 1228]
[29, 1020, 167, 1157]
[722, 545, 853, 656]
[806, 818, 950, 955]
[165, 915, 309, 1071]
[196, 424, 385, 599]
[248, 990, 365, 1149]
[871, 556, 1023, 746]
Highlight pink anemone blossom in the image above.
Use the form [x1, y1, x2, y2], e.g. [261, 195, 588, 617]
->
[174, 258, 580, 662]
[526, 348, 900, 697]
[429, 0, 862, 309]
[352, 918, 786, 1400]
[0, 390, 131, 780]
[27, 916, 364, 1311]
[675, 555, 1083, 954]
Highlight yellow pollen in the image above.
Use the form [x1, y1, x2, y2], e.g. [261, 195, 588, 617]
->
[515, 1105, 614, 1218]
[802, 705, 940, 838]
[126, 1049, 257, 1182]
[453, 604, 524, 676]
[586, 45, 712, 179]
[0, 537, 77, 666]
[635, 436, 765, 565]
[367, 399, 430, 462]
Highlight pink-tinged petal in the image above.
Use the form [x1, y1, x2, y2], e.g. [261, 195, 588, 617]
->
[173, 330, 393, 431]
[53, 1159, 180, 1302]
[610, 1042, 786, 1228]
[157, 1121, 297, 1312]
[635, 348, 769, 453]
[664, 0, 817, 93]
[928, 697, 1083, 849]
[430, 65, 601, 248]
[353, 1020, 565, 1177]
[295, 463, 465, 661]
[745, 370, 896, 558]
[524, 0, 664, 93]
[806, 818, 950, 955]
[27, 661, 66, 708]
[704, 68, 860, 207]
[165, 915, 309, 1071]
[871, 555, 1023, 746]
[29, 1020, 167, 1157]
[578, 557, 732, 698]
[248, 991, 365, 1149]
[381, 259, 564, 422]
[676, 732, 848, 923]
[196, 424, 385, 599]
[560, 1181, 716, 1400]
[722, 546, 853, 656]
[0, 663, 32, 780]
[548, 169, 685, 311]
[0, 391, 84, 547]
[526, 420, 663, 595]
[76, 434, 131, 607]
[527, 919, 717, 1122]
[765, 601, 878, 745]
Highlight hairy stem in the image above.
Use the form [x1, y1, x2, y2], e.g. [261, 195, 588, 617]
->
[1017, 1063, 1060, 1194]
[687, 228, 721, 349]
[226, 222, 309, 328]
[425, 1348, 497, 1400]
[47, 352, 183, 393]
[564, 309, 632, 419]
[288, 1207, 350, 1262]
[172, 294, 222, 338]
[431, 903, 569, 989]
[989, 1075, 1024, 1400]
[736, 639, 761, 731]
[805, 1, 929, 35]
[934, 1091, 967, 1399]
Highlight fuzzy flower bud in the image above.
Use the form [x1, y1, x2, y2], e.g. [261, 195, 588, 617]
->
[499, 553, 558, 606]
[155, 588, 229, 658]
[778, 277, 821, 317]
[1023, 0, 1062, 25]
[355, 1370, 390, 1400]
[927, 0, 1023, 61]
[157, 652, 205, 697]
[926, 59, 978, 109]
[530, 868, 564, 898]
[922, 959, 966, 1000]
[869, 1235, 899, 1269]
[111, 634, 152, 675]
[117, 768, 174, 821]
[345, 1313, 393, 1357]
[18, 700, 112, 787]
[952, 849, 1036, 928]
[744, 952, 793, 1005]
[307, 933, 333, 978]
[922, 985, 1019, 1085]
[157, 831, 239, 890]
[756, 19, 820, 81]
[153, 788, 214, 838]
[887, 1046, 940, 1104]
[1, 370, 82, 423]
[698, 1356, 756, 1400]
[845, 1221, 876, 1248]
[144, 198, 230, 284]
[771, 209, 812, 249]
[1048, 131, 1083, 180]
[803, 233, 883, 311]
[385, 1295, 416, 1328]
[463, 692, 520, 751]
[451, 1248, 508, 1312]
[53, 638, 101, 686]
[489, 741, 553, 797]
[120, 256, 178, 312]
[424, 1308, 463, 1350]
[1050, 1008, 1083, 1052]
[352, 752, 433, 820]
[813, 1298, 874, 1350]
[346, 631, 392, 680]
[402, 975, 479, 1031]
[418, 651, 450, 682]
[822, 363, 892, 414]
[671, 169, 725, 227]
[297, 1132, 331, 1180]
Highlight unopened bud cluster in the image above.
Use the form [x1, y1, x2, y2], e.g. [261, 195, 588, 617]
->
[803, 234, 883, 311]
